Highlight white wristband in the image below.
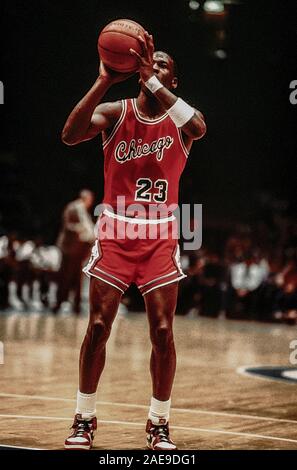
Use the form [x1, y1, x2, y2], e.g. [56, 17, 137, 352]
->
[167, 97, 195, 128]
[145, 75, 163, 94]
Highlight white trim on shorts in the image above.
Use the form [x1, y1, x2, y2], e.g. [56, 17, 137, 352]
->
[174, 245, 184, 276]
[83, 269, 125, 294]
[103, 209, 175, 225]
[138, 270, 178, 289]
[94, 267, 129, 287]
[142, 274, 187, 296]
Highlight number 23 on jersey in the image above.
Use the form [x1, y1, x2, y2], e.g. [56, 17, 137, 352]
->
[135, 178, 168, 203]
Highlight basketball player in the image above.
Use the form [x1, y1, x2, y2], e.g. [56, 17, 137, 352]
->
[62, 32, 206, 450]
[54, 190, 95, 315]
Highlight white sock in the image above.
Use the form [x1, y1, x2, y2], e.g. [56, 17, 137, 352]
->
[148, 397, 171, 424]
[75, 390, 97, 420]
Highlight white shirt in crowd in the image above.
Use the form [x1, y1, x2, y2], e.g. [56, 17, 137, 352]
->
[231, 259, 269, 291]
[31, 246, 62, 272]
[0, 236, 8, 259]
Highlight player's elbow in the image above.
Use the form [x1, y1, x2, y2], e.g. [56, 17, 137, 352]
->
[188, 119, 207, 140]
[190, 110, 207, 140]
[61, 128, 79, 146]
[195, 121, 207, 140]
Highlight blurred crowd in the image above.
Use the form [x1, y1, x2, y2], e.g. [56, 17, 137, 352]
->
[177, 237, 297, 324]
[0, 190, 95, 315]
[1, 193, 297, 324]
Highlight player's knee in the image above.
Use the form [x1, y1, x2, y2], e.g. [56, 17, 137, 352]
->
[151, 324, 174, 351]
[88, 317, 111, 343]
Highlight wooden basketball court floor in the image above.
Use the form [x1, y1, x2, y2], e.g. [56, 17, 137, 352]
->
[0, 310, 297, 450]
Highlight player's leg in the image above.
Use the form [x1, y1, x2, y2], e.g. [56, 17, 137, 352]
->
[72, 242, 91, 314]
[65, 277, 122, 450]
[52, 253, 72, 313]
[79, 276, 122, 392]
[144, 282, 178, 450]
[145, 282, 178, 400]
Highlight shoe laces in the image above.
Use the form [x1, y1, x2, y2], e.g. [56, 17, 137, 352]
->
[72, 420, 91, 437]
[153, 424, 170, 442]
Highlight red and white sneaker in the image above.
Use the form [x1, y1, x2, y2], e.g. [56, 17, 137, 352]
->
[64, 414, 97, 450]
[146, 419, 177, 450]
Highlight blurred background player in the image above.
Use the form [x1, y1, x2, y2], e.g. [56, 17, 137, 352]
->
[53, 190, 95, 315]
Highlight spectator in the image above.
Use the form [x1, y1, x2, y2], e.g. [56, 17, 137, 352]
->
[14, 237, 35, 308]
[30, 238, 61, 309]
[273, 258, 297, 323]
[199, 252, 225, 317]
[226, 250, 269, 319]
[0, 235, 10, 309]
[176, 251, 205, 315]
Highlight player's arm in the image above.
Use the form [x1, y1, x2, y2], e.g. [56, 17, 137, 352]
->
[152, 91, 206, 141]
[62, 64, 134, 146]
[130, 32, 206, 141]
[181, 108, 206, 151]
[62, 206, 82, 232]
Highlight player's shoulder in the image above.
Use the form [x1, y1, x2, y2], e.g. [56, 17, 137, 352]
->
[94, 100, 123, 119]
[66, 199, 80, 212]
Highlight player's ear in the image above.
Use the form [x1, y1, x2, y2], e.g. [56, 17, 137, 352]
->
[171, 77, 178, 89]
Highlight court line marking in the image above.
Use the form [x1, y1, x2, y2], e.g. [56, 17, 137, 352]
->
[237, 365, 297, 385]
[0, 444, 44, 450]
[0, 392, 297, 425]
[0, 413, 297, 445]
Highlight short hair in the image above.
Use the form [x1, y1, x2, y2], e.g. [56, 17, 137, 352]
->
[79, 189, 93, 200]
[155, 50, 178, 78]
[170, 55, 178, 78]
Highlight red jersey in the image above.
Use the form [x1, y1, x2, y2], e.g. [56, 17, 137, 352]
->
[102, 98, 189, 217]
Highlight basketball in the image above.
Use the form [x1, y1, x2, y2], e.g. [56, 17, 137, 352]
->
[98, 19, 145, 73]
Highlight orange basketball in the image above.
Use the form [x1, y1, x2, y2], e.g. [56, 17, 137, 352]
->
[98, 19, 145, 73]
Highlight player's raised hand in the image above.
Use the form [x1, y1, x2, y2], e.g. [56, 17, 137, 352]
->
[129, 31, 155, 82]
[99, 61, 136, 84]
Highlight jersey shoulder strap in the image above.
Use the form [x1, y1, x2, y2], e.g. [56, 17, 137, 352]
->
[102, 99, 127, 149]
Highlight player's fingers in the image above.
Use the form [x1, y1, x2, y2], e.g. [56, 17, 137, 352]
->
[129, 48, 142, 61]
[138, 34, 149, 56]
[149, 34, 155, 48]
[148, 34, 155, 56]
[145, 31, 153, 50]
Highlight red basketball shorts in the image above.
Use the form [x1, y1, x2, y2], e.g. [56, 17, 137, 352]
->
[83, 209, 186, 295]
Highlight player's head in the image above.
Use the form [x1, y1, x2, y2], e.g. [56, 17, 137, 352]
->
[141, 51, 178, 93]
[79, 189, 94, 209]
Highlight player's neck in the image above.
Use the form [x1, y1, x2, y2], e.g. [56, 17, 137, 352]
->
[136, 91, 166, 120]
